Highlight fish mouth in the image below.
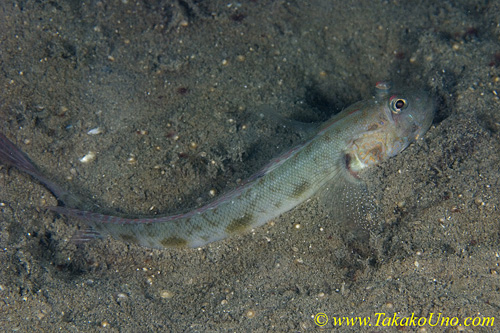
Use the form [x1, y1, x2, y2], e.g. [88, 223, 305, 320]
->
[406, 90, 436, 140]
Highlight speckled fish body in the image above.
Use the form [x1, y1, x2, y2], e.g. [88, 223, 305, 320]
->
[0, 82, 435, 248]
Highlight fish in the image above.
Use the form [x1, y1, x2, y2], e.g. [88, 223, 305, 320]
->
[0, 82, 435, 248]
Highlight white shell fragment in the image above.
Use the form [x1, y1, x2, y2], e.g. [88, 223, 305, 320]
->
[87, 127, 103, 135]
[79, 151, 96, 163]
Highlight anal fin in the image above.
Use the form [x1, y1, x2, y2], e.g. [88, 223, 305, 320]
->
[70, 227, 102, 244]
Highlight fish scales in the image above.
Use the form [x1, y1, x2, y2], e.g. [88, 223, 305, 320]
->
[0, 82, 435, 249]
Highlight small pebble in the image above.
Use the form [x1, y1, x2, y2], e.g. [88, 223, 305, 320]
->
[160, 290, 174, 299]
[246, 309, 256, 319]
[79, 151, 96, 163]
[127, 155, 137, 164]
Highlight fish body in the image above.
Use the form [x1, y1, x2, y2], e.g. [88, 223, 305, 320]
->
[0, 82, 435, 248]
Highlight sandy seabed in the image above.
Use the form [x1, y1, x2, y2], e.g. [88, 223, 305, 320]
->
[1, 0, 499, 331]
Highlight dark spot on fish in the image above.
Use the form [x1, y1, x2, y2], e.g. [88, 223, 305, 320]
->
[176, 87, 189, 95]
[160, 237, 188, 248]
[226, 213, 254, 234]
[291, 181, 310, 199]
[367, 123, 379, 131]
[119, 234, 138, 244]
[345, 153, 351, 169]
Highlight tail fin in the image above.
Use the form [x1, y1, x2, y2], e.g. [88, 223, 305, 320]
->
[0, 132, 82, 207]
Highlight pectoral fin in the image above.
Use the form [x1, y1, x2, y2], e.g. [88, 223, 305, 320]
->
[317, 168, 378, 230]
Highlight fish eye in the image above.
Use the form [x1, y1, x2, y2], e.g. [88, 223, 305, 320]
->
[390, 98, 408, 114]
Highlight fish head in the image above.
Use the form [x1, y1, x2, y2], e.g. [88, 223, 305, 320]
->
[345, 87, 435, 175]
[383, 89, 435, 150]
